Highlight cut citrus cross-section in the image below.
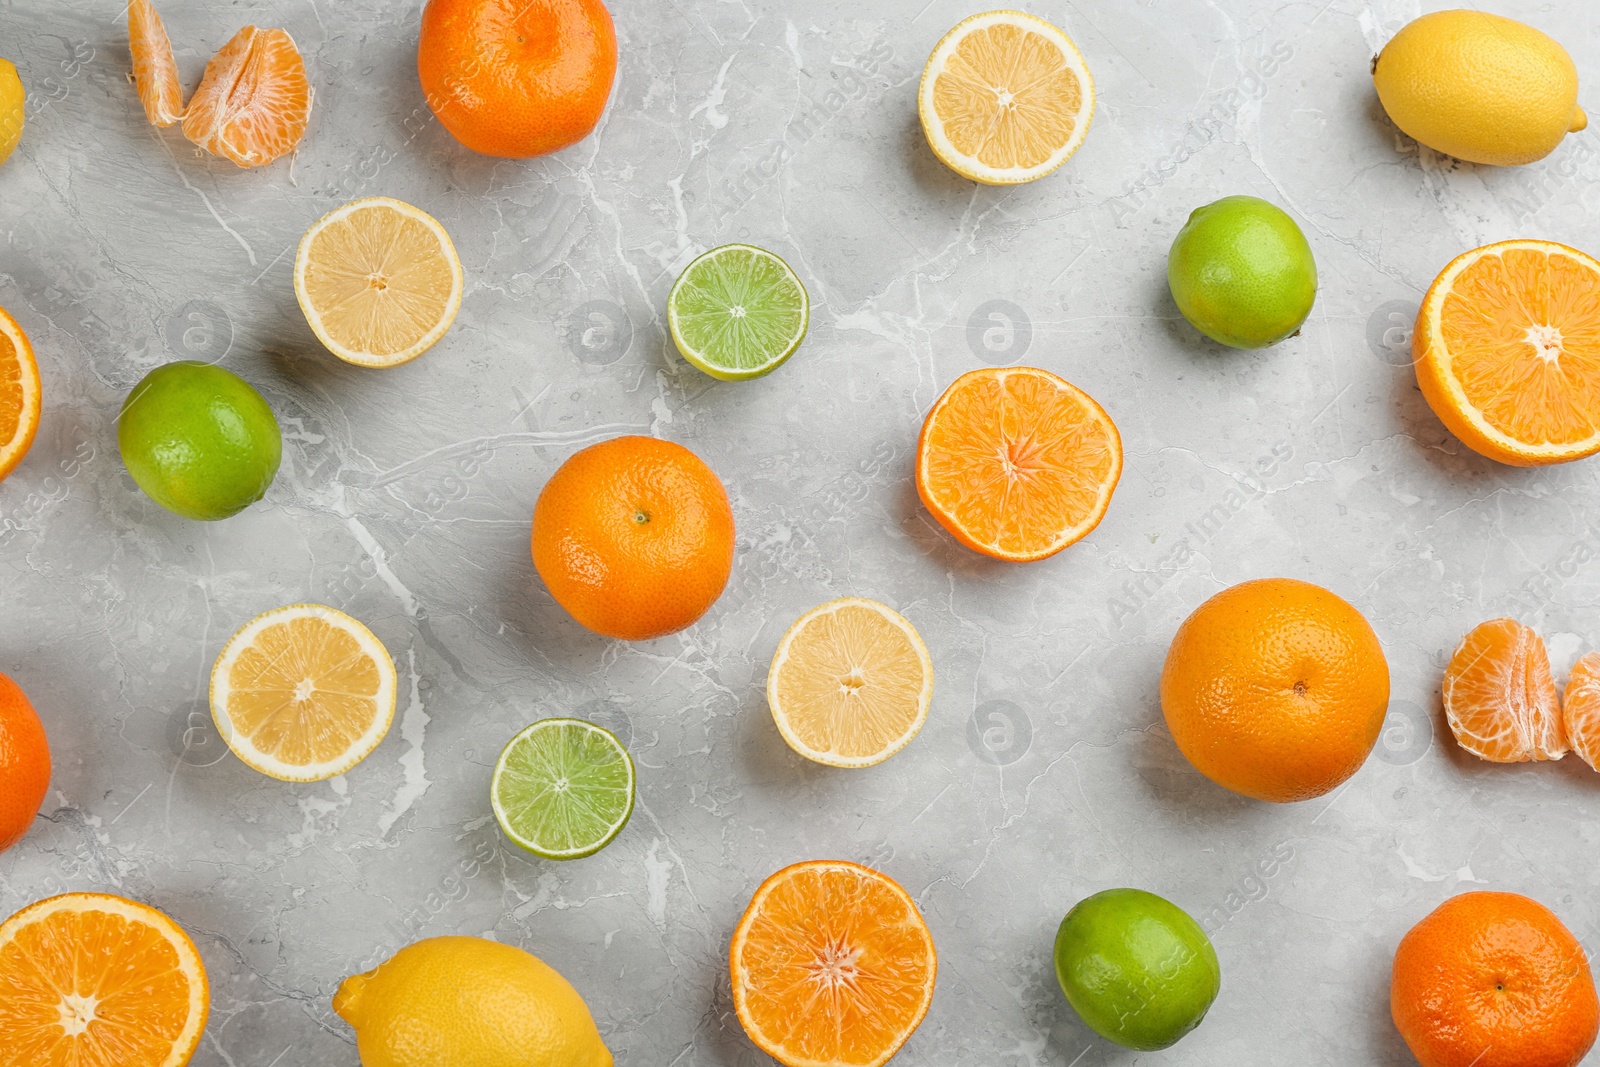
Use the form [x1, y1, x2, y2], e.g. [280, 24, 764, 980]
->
[294, 197, 465, 368]
[0, 892, 209, 1067]
[0, 306, 40, 483]
[1415, 239, 1600, 466]
[210, 603, 397, 781]
[918, 10, 1095, 185]
[182, 25, 311, 167]
[916, 366, 1122, 561]
[1562, 651, 1600, 773]
[128, 0, 184, 127]
[1442, 618, 1567, 763]
[731, 860, 937, 1067]
[767, 598, 934, 769]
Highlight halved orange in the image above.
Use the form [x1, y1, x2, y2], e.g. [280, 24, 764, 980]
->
[0, 892, 209, 1067]
[182, 25, 311, 167]
[1442, 618, 1567, 763]
[918, 10, 1095, 185]
[128, 0, 184, 127]
[1562, 651, 1600, 773]
[0, 306, 41, 483]
[730, 860, 937, 1067]
[1415, 240, 1600, 466]
[916, 366, 1121, 561]
[210, 603, 397, 781]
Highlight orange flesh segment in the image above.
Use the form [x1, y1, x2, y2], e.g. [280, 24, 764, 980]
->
[935, 23, 1082, 169]
[1442, 618, 1567, 763]
[733, 863, 935, 1067]
[0, 906, 198, 1066]
[1562, 651, 1600, 772]
[128, 0, 184, 127]
[919, 367, 1120, 560]
[0, 330, 19, 449]
[182, 26, 310, 167]
[773, 603, 927, 761]
[226, 616, 383, 766]
[1440, 247, 1600, 448]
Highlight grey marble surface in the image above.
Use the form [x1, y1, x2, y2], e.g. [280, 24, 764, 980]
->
[2, 0, 1600, 1063]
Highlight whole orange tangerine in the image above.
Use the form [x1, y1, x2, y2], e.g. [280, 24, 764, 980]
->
[0, 672, 50, 853]
[1160, 577, 1390, 803]
[418, 0, 618, 159]
[1392, 891, 1599, 1067]
[532, 436, 734, 641]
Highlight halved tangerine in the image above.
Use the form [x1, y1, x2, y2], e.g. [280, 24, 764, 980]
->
[1442, 618, 1567, 763]
[1561, 651, 1600, 773]
[0, 892, 209, 1067]
[730, 860, 937, 1067]
[916, 366, 1121, 561]
[1415, 240, 1600, 466]
[182, 25, 311, 167]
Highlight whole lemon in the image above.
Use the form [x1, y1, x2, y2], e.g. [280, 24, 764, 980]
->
[334, 936, 613, 1067]
[0, 58, 24, 165]
[1373, 10, 1586, 167]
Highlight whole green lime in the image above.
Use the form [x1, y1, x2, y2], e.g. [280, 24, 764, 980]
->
[1053, 887, 1221, 1051]
[118, 361, 282, 521]
[1167, 195, 1317, 349]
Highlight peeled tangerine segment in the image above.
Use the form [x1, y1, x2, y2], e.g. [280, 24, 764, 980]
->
[182, 25, 310, 167]
[1442, 618, 1567, 762]
[128, 0, 184, 126]
[1562, 651, 1600, 772]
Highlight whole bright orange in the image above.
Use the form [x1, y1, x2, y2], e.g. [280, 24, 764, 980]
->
[532, 435, 734, 641]
[1392, 892, 1599, 1067]
[418, 0, 617, 159]
[730, 860, 937, 1067]
[1160, 578, 1390, 803]
[0, 672, 50, 854]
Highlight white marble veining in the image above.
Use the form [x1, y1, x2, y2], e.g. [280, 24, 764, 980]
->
[2, 0, 1599, 1063]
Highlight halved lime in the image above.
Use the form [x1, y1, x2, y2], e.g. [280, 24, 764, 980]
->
[491, 718, 636, 860]
[667, 243, 809, 380]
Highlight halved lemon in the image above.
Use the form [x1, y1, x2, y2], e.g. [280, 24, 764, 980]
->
[918, 10, 1095, 185]
[293, 197, 464, 368]
[210, 603, 397, 781]
[767, 598, 934, 768]
[0, 892, 209, 1067]
[0, 306, 41, 483]
[1415, 239, 1600, 466]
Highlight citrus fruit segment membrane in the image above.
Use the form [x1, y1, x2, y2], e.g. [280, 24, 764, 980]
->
[182, 26, 310, 167]
[211, 604, 397, 780]
[295, 198, 464, 367]
[0, 308, 40, 481]
[917, 367, 1122, 561]
[669, 245, 808, 379]
[0, 893, 208, 1067]
[128, 0, 184, 127]
[1442, 618, 1566, 762]
[492, 718, 635, 860]
[937, 22, 1082, 168]
[731, 861, 936, 1067]
[768, 599, 933, 768]
[1562, 651, 1600, 772]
